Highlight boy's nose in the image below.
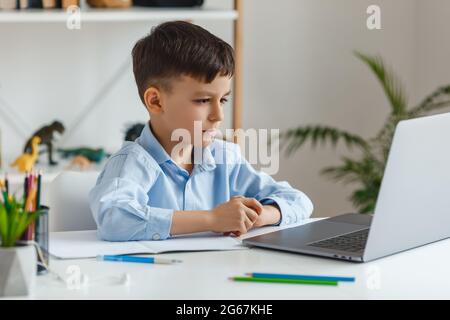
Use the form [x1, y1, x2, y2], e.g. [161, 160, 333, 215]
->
[208, 102, 224, 122]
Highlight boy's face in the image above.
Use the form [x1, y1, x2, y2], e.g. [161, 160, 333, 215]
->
[149, 74, 232, 148]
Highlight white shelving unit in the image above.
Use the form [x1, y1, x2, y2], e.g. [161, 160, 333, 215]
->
[0, 1, 243, 184]
[5, 156, 105, 185]
[0, 7, 238, 23]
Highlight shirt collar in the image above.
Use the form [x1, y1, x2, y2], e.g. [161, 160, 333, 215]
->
[137, 122, 216, 171]
[137, 122, 171, 164]
[194, 144, 216, 172]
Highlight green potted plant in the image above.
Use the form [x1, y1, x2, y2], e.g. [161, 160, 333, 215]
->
[282, 52, 450, 214]
[0, 197, 40, 297]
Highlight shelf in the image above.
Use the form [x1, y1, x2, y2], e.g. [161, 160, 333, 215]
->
[0, 7, 238, 23]
[4, 157, 103, 185]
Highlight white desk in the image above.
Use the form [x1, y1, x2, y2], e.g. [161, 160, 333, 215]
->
[28, 237, 450, 299]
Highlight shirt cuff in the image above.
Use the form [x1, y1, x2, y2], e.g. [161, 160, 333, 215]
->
[144, 207, 174, 240]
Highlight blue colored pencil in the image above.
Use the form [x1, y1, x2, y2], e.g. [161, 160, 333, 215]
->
[97, 255, 182, 264]
[246, 272, 355, 283]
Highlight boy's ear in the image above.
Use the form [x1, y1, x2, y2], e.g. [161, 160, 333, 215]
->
[143, 86, 163, 115]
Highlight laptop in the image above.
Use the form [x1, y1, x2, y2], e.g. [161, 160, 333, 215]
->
[243, 113, 450, 262]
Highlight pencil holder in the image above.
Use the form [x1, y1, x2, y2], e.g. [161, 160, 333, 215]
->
[35, 206, 49, 275]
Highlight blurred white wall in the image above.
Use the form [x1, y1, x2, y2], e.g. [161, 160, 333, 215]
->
[242, 0, 417, 217]
[1, 0, 449, 217]
[414, 0, 450, 100]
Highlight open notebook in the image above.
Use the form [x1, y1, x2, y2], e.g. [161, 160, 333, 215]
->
[49, 218, 319, 259]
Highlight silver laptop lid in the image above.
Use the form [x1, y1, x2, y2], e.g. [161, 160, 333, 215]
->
[364, 113, 450, 261]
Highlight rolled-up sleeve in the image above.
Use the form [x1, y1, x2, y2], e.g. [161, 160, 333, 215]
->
[228, 144, 313, 226]
[89, 151, 173, 241]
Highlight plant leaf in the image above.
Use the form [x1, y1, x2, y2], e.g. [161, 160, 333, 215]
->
[282, 125, 368, 156]
[14, 211, 32, 242]
[350, 186, 379, 214]
[0, 205, 8, 242]
[408, 85, 450, 117]
[355, 51, 408, 117]
[0, 201, 41, 247]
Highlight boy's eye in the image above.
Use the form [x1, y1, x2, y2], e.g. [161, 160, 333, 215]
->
[193, 99, 210, 104]
[193, 98, 228, 105]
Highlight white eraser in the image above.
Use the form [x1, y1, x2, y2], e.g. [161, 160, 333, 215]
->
[121, 273, 131, 286]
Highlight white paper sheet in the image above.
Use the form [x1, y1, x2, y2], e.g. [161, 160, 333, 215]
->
[49, 218, 320, 259]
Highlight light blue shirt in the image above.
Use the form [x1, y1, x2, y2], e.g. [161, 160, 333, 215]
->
[89, 123, 313, 241]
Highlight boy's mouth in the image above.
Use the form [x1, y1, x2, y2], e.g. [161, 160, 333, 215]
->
[202, 128, 218, 137]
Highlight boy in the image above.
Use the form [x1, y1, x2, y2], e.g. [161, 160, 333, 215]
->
[89, 21, 313, 241]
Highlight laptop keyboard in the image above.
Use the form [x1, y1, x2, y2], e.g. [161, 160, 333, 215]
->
[307, 228, 369, 253]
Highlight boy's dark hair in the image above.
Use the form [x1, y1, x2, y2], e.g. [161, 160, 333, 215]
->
[132, 21, 235, 105]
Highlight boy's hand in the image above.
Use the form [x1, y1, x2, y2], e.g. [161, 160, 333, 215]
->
[224, 202, 282, 236]
[253, 204, 282, 227]
[209, 196, 263, 236]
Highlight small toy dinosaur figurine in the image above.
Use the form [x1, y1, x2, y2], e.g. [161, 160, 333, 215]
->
[57, 147, 110, 163]
[11, 136, 41, 173]
[24, 120, 65, 166]
[66, 155, 92, 170]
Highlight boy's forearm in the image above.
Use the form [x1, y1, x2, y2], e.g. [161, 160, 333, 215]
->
[170, 210, 212, 235]
[255, 205, 282, 227]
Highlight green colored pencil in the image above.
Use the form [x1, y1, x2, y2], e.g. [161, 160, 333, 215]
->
[230, 276, 338, 286]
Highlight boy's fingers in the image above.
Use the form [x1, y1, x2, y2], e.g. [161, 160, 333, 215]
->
[238, 218, 253, 233]
[242, 206, 258, 223]
[243, 222, 251, 232]
[240, 197, 263, 214]
[239, 210, 253, 231]
[232, 195, 262, 214]
[247, 216, 256, 231]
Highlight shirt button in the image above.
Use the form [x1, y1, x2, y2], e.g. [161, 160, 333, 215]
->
[152, 233, 161, 240]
